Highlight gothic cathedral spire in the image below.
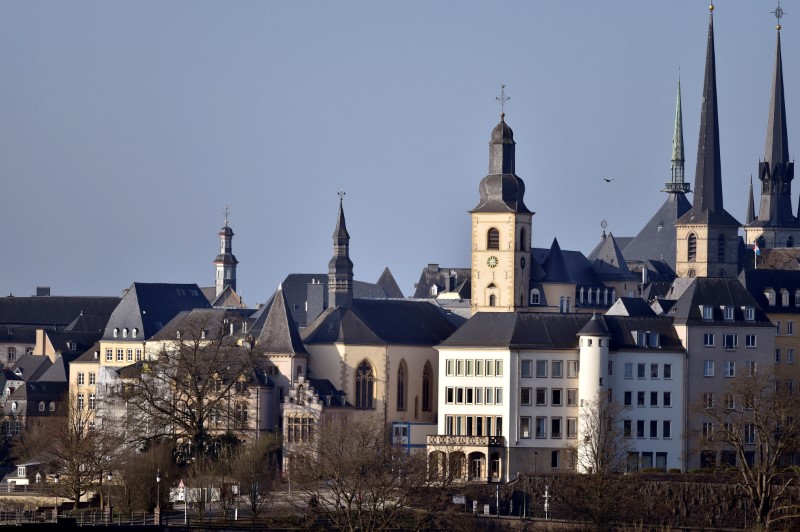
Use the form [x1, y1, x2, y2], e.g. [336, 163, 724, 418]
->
[674, 4, 740, 279]
[214, 207, 238, 298]
[665, 76, 690, 194]
[743, 9, 800, 249]
[328, 192, 354, 309]
[470, 95, 533, 315]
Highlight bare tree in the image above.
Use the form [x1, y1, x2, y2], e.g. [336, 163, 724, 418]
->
[563, 393, 633, 531]
[115, 441, 174, 514]
[117, 310, 258, 458]
[230, 432, 281, 522]
[694, 370, 800, 530]
[289, 414, 441, 532]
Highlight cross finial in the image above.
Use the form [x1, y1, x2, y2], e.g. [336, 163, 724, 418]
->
[338, 189, 346, 204]
[496, 84, 510, 118]
[223, 205, 230, 226]
[773, 1, 786, 31]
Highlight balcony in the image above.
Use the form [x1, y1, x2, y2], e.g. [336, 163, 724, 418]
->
[426, 435, 504, 447]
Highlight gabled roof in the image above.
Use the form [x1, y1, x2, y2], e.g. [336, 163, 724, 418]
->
[591, 233, 638, 282]
[532, 239, 604, 286]
[302, 299, 460, 346]
[8, 355, 52, 382]
[0, 296, 119, 328]
[376, 268, 404, 299]
[103, 283, 211, 341]
[257, 287, 308, 355]
[623, 193, 691, 268]
[37, 355, 70, 382]
[668, 277, 771, 326]
[606, 297, 657, 318]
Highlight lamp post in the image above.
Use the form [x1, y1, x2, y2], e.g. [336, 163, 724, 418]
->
[155, 469, 162, 525]
[107, 472, 112, 523]
[53, 474, 59, 522]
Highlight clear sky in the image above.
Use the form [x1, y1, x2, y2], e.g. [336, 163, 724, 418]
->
[1, 2, 796, 305]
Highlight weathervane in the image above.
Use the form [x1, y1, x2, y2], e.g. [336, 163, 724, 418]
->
[773, 1, 786, 31]
[496, 84, 510, 117]
[223, 204, 230, 226]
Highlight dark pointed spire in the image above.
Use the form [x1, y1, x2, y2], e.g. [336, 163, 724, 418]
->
[258, 285, 308, 354]
[691, 5, 724, 215]
[665, 76, 690, 194]
[328, 192, 353, 308]
[746, 176, 756, 224]
[754, 16, 796, 227]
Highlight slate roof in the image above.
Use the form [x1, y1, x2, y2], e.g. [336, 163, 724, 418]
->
[149, 308, 249, 342]
[42, 330, 104, 358]
[4, 382, 67, 416]
[532, 239, 604, 286]
[8, 355, 52, 382]
[0, 296, 119, 329]
[739, 269, 800, 315]
[668, 277, 772, 326]
[623, 193, 691, 268]
[588, 235, 633, 261]
[413, 265, 472, 299]
[376, 268, 404, 298]
[603, 315, 684, 351]
[302, 299, 461, 346]
[252, 274, 397, 330]
[606, 297, 657, 318]
[578, 314, 611, 336]
[257, 287, 308, 355]
[103, 283, 211, 341]
[590, 233, 638, 282]
[307, 378, 350, 407]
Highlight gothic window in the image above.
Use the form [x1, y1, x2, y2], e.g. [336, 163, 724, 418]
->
[688, 233, 697, 262]
[422, 361, 433, 412]
[397, 360, 407, 411]
[717, 235, 726, 262]
[487, 228, 500, 250]
[489, 294, 496, 307]
[519, 228, 526, 251]
[355, 360, 375, 409]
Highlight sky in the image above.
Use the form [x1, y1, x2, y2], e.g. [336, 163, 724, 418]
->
[1, 2, 797, 305]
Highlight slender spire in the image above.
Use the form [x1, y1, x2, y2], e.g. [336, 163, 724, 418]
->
[755, 8, 796, 227]
[328, 191, 353, 308]
[691, 5, 724, 214]
[746, 176, 756, 224]
[665, 75, 690, 194]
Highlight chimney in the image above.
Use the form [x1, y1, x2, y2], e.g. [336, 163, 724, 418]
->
[36, 286, 50, 297]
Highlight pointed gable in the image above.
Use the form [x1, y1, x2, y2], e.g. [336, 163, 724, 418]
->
[257, 288, 308, 355]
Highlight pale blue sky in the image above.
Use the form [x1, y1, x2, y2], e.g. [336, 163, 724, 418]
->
[1, 2, 795, 304]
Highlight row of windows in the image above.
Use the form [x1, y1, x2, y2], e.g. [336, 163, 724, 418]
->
[112, 327, 139, 338]
[623, 363, 673, 380]
[765, 289, 800, 308]
[445, 387, 503, 405]
[76, 372, 97, 386]
[627, 451, 669, 472]
[444, 415, 503, 437]
[524, 360, 579, 378]
[445, 359, 503, 377]
[76, 393, 97, 410]
[578, 287, 615, 306]
[700, 305, 756, 322]
[703, 360, 757, 378]
[522, 387, 578, 407]
[623, 391, 673, 408]
[776, 348, 797, 364]
[701, 423, 768, 446]
[521, 416, 577, 439]
[105, 348, 143, 363]
[703, 333, 757, 349]
[623, 419, 672, 439]
[285, 415, 315, 443]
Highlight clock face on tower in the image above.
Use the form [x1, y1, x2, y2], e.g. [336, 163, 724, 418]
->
[487, 256, 499, 268]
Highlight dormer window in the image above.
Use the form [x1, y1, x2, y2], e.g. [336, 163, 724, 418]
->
[702, 305, 714, 321]
[122, 328, 128, 338]
[782, 289, 790, 307]
[113, 328, 119, 338]
[17, 466, 25, 477]
[744, 306, 755, 321]
[201, 330, 207, 339]
[176, 331, 181, 340]
[529, 289, 540, 305]
[66, 341, 76, 351]
[634, 331, 660, 348]
[723, 306, 734, 321]
[11, 402, 17, 413]
[765, 288, 776, 306]
[38, 401, 44, 412]
[132, 328, 138, 339]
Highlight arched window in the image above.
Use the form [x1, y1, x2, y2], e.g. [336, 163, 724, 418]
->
[530, 289, 540, 305]
[113, 328, 119, 338]
[355, 360, 375, 409]
[122, 328, 128, 338]
[687, 233, 697, 262]
[397, 360, 407, 411]
[132, 328, 138, 339]
[757, 235, 766, 250]
[688, 268, 696, 278]
[519, 228, 526, 251]
[489, 294, 496, 307]
[422, 361, 433, 412]
[717, 234, 726, 262]
[487, 228, 500, 250]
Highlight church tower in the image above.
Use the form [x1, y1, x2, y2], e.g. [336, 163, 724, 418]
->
[675, 5, 740, 278]
[328, 193, 354, 309]
[470, 108, 533, 315]
[214, 208, 238, 298]
[743, 13, 800, 249]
